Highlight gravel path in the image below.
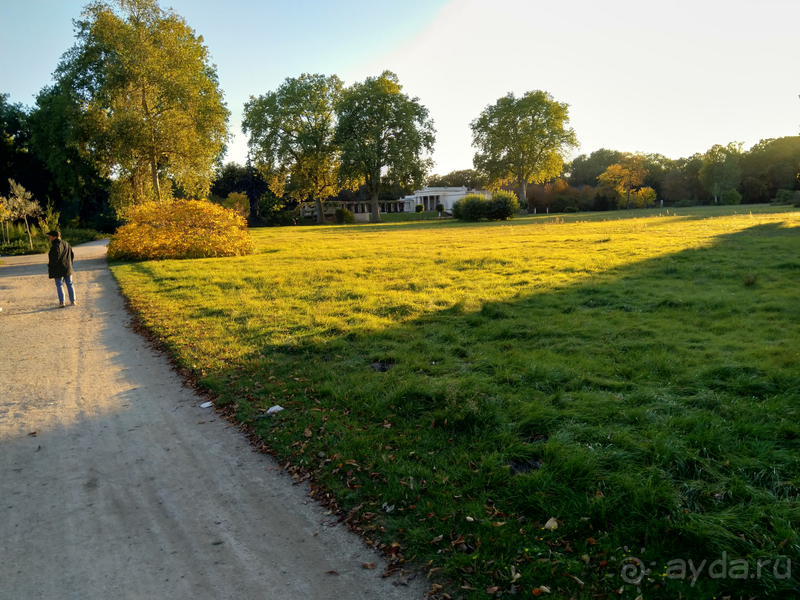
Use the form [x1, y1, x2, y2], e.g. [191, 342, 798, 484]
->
[0, 241, 424, 600]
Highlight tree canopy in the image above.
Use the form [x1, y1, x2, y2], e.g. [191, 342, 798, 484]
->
[597, 153, 648, 209]
[242, 74, 343, 224]
[52, 0, 229, 211]
[334, 71, 435, 223]
[471, 90, 578, 202]
[699, 142, 743, 203]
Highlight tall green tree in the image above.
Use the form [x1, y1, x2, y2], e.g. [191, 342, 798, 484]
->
[471, 90, 578, 203]
[426, 169, 486, 189]
[242, 74, 342, 224]
[334, 71, 435, 223]
[699, 142, 743, 203]
[52, 0, 229, 211]
[567, 148, 622, 187]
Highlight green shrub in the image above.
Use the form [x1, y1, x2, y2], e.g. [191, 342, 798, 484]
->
[415, 204, 424, 213]
[335, 207, 356, 224]
[435, 203, 445, 213]
[563, 205, 579, 213]
[452, 194, 487, 221]
[486, 190, 520, 220]
[774, 189, 794, 204]
[675, 199, 696, 207]
[720, 189, 742, 205]
[550, 195, 578, 213]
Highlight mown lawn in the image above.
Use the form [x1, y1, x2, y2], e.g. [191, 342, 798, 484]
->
[111, 206, 800, 599]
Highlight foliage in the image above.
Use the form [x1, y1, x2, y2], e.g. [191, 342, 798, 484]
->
[258, 192, 293, 226]
[210, 192, 249, 218]
[335, 207, 355, 224]
[113, 206, 800, 600]
[426, 168, 486, 189]
[471, 90, 578, 202]
[334, 70, 435, 223]
[435, 202, 445, 213]
[107, 200, 252, 260]
[567, 148, 622, 187]
[563, 204, 579, 212]
[37, 200, 61, 234]
[629, 186, 657, 208]
[415, 203, 424, 213]
[1, 179, 41, 248]
[699, 142, 743, 203]
[774, 189, 796, 204]
[451, 193, 488, 221]
[720, 188, 742, 205]
[486, 190, 519, 220]
[597, 153, 649, 209]
[52, 0, 229, 211]
[739, 137, 800, 203]
[243, 73, 343, 224]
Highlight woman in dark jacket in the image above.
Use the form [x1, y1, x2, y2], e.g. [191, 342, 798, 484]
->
[47, 230, 76, 307]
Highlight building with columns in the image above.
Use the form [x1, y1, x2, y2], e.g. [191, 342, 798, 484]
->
[340, 187, 488, 219]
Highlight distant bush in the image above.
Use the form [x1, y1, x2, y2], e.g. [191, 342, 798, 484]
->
[563, 205, 579, 213]
[551, 195, 577, 213]
[720, 189, 742, 205]
[436, 203, 445, 213]
[486, 190, 519, 220]
[335, 207, 356, 224]
[674, 199, 696, 207]
[415, 204, 424, 213]
[108, 200, 253, 260]
[774, 189, 795, 204]
[452, 194, 487, 221]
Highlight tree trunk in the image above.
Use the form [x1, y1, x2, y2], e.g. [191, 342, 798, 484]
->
[371, 190, 380, 223]
[151, 155, 161, 202]
[24, 216, 32, 249]
[315, 198, 324, 224]
[626, 188, 631, 210]
[518, 180, 526, 205]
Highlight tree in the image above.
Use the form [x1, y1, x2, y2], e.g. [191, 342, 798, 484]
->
[567, 148, 622, 187]
[426, 169, 486, 189]
[52, 0, 229, 211]
[2, 179, 41, 249]
[597, 153, 648, 209]
[334, 70, 435, 223]
[471, 90, 578, 203]
[242, 73, 342, 224]
[699, 142, 743, 203]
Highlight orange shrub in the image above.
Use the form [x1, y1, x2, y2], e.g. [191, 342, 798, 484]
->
[107, 200, 253, 260]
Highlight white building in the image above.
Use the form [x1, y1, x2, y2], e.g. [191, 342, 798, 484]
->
[337, 187, 488, 221]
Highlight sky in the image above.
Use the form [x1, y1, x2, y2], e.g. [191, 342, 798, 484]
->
[2, 0, 798, 176]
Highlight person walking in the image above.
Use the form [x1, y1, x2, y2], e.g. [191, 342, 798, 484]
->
[47, 230, 76, 308]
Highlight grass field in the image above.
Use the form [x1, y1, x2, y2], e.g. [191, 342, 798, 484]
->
[111, 206, 800, 599]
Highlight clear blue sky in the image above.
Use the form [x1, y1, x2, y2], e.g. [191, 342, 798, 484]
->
[2, 0, 799, 175]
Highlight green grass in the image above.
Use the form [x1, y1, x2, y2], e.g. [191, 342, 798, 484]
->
[111, 205, 800, 599]
[379, 210, 447, 222]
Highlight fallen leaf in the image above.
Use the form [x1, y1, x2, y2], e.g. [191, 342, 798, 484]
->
[538, 585, 551, 594]
[430, 535, 444, 544]
[325, 570, 339, 575]
[586, 537, 597, 545]
[362, 562, 376, 570]
[492, 522, 506, 527]
[28, 431, 39, 437]
[486, 586, 499, 594]
[544, 517, 558, 530]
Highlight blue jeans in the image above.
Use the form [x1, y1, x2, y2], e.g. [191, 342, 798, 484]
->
[55, 276, 76, 304]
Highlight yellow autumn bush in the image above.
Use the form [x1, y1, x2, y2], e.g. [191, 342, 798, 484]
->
[107, 200, 253, 260]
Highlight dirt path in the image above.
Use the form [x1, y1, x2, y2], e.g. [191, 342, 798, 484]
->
[0, 242, 425, 600]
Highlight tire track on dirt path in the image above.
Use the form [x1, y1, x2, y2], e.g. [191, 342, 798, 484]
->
[0, 240, 425, 600]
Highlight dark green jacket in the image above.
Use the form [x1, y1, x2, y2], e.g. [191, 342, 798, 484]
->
[48, 239, 75, 279]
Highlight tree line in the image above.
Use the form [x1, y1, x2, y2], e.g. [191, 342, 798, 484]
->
[2, 0, 798, 233]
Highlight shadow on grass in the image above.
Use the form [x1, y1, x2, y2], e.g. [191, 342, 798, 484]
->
[128, 221, 800, 599]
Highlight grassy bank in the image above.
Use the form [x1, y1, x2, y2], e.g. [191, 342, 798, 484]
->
[111, 206, 800, 599]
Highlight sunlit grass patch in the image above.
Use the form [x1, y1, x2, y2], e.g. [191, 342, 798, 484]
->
[111, 205, 800, 599]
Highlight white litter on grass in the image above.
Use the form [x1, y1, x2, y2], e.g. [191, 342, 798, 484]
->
[266, 405, 284, 415]
[199, 401, 213, 408]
